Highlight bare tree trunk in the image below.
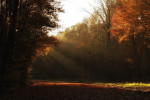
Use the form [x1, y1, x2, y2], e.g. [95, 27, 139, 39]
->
[2, 0, 19, 86]
[130, 31, 141, 80]
[107, 32, 114, 68]
[0, 0, 9, 80]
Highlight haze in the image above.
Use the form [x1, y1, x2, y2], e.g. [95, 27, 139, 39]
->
[49, 0, 96, 35]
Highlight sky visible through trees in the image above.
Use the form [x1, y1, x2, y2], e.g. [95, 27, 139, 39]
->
[48, 0, 97, 35]
[0, 0, 150, 90]
[33, 0, 150, 82]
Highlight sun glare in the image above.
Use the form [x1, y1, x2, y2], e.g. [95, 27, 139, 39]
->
[48, 0, 96, 36]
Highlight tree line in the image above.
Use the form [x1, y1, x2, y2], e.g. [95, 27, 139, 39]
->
[32, 0, 150, 82]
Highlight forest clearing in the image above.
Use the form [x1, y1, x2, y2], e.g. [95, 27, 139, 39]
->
[0, 0, 150, 99]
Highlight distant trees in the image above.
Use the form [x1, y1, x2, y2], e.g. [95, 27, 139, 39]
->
[86, 0, 119, 68]
[32, 0, 150, 82]
[0, 0, 62, 87]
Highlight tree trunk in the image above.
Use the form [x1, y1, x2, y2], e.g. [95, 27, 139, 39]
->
[130, 31, 141, 80]
[107, 32, 113, 68]
[1, 0, 19, 87]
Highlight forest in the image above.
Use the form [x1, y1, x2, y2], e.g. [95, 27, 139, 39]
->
[32, 0, 150, 82]
[0, 0, 150, 99]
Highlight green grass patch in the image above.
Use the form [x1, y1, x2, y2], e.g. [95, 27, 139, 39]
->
[93, 82, 150, 92]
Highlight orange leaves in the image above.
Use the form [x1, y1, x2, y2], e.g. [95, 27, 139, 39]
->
[111, 0, 150, 43]
[118, 34, 128, 43]
[127, 58, 133, 64]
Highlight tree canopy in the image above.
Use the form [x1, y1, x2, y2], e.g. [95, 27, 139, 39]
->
[32, 0, 150, 82]
[0, 0, 63, 86]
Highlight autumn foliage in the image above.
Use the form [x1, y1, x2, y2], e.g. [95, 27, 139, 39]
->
[111, 0, 150, 42]
[32, 0, 150, 82]
[0, 0, 62, 87]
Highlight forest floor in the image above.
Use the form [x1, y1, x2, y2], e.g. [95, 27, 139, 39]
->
[1, 80, 150, 100]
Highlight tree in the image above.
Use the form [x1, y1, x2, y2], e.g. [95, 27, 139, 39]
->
[111, 0, 150, 79]
[86, 0, 119, 67]
[0, 0, 62, 87]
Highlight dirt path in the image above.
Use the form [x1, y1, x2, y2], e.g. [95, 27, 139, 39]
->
[1, 81, 150, 100]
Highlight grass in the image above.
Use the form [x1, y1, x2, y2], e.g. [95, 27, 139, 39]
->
[32, 79, 150, 92]
[93, 82, 150, 92]
[1, 81, 150, 100]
